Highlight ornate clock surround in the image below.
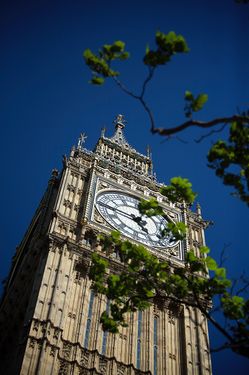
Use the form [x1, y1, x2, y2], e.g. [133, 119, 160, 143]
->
[90, 175, 185, 261]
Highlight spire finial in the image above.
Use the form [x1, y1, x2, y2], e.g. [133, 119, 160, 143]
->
[77, 133, 87, 150]
[101, 127, 106, 137]
[196, 202, 202, 217]
[146, 145, 152, 158]
[113, 114, 127, 129]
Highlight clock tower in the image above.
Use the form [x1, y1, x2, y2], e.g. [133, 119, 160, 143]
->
[0, 115, 212, 374]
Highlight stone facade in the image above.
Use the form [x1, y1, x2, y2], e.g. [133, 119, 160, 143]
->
[0, 116, 212, 374]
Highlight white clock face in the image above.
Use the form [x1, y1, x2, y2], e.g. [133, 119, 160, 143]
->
[95, 191, 179, 249]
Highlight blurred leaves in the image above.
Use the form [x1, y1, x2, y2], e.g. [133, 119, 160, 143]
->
[83, 41, 130, 85]
[184, 91, 208, 118]
[160, 176, 197, 204]
[144, 31, 189, 67]
[208, 120, 249, 205]
[89, 233, 249, 357]
[83, 30, 249, 357]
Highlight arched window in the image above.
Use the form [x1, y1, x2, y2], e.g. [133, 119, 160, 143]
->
[101, 299, 110, 355]
[84, 290, 95, 348]
[154, 316, 158, 375]
[136, 310, 142, 369]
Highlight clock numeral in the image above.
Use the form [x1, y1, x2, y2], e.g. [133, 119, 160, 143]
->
[124, 227, 134, 234]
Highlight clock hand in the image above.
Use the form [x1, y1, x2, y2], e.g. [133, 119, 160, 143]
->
[98, 201, 149, 233]
[98, 202, 151, 234]
[130, 214, 148, 233]
[98, 201, 138, 220]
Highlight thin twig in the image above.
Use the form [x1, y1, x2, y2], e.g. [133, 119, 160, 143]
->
[218, 243, 230, 267]
[160, 136, 188, 144]
[195, 123, 227, 143]
[112, 76, 140, 99]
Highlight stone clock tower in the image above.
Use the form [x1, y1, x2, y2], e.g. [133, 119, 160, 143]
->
[0, 115, 212, 375]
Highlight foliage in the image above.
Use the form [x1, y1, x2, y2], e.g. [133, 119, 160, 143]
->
[87, 178, 249, 358]
[184, 91, 208, 118]
[160, 176, 197, 204]
[84, 31, 249, 358]
[83, 31, 249, 205]
[90, 229, 249, 357]
[143, 31, 189, 67]
[83, 40, 129, 85]
[208, 118, 249, 205]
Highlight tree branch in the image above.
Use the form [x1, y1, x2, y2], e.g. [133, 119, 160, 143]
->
[140, 67, 155, 98]
[151, 116, 249, 137]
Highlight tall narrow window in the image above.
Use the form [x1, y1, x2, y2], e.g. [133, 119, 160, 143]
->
[154, 316, 158, 375]
[101, 299, 110, 355]
[84, 290, 94, 348]
[136, 310, 142, 369]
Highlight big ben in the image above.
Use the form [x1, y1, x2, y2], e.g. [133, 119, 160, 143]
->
[0, 115, 212, 374]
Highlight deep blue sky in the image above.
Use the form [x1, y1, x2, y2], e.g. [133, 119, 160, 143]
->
[1, 1, 249, 373]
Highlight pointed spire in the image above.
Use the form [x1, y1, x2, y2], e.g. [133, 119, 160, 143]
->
[113, 114, 127, 129]
[196, 202, 202, 217]
[146, 145, 152, 159]
[101, 127, 106, 138]
[109, 114, 130, 148]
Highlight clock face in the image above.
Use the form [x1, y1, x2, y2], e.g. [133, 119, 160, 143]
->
[95, 191, 179, 249]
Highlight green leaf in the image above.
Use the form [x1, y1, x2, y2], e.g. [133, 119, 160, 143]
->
[112, 40, 125, 51]
[192, 93, 208, 112]
[186, 250, 197, 263]
[144, 31, 189, 67]
[160, 177, 197, 204]
[110, 230, 121, 242]
[91, 76, 105, 85]
[200, 246, 210, 254]
[207, 120, 249, 206]
[185, 90, 194, 101]
[138, 197, 164, 217]
[205, 256, 218, 271]
[162, 221, 186, 241]
[215, 267, 226, 278]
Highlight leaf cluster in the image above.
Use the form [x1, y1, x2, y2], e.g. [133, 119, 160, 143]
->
[160, 176, 197, 204]
[83, 41, 129, 85]
[89, 234, 249, 358]
[138, 197, 164, 217]
[144, 31, 189, 67]
[138, 194, 187, 241]
[83, 30, 249, 357]
[208, 120, 249, 205]
[161, 221, 186, 241]
[184, 91, 208, 118]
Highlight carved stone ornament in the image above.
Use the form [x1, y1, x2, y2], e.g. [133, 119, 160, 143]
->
[33, 320, 39, 332]
[169, 352, 176, 360]
[80, 349, 89, 367]
[99, 358, 108, 374]
[58, 360, 69, 375]
[117, 363, 127, 375]
[168, 246, 179, 257]
[168, 310, 176, 325]
[78, 369, 89, 375]
[62, 342, 72, 360]
[50, 346, 56, 357]
[53, 328, 60, 340]
[98, 181, 109, 191]
[94, 211, 105, 224]
[28, 337, 36, 349]
[63, 199, 72, 208]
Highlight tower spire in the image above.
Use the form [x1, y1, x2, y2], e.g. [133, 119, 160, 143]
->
[113, 114, 127, 129]
[108, 114, 130, 147]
